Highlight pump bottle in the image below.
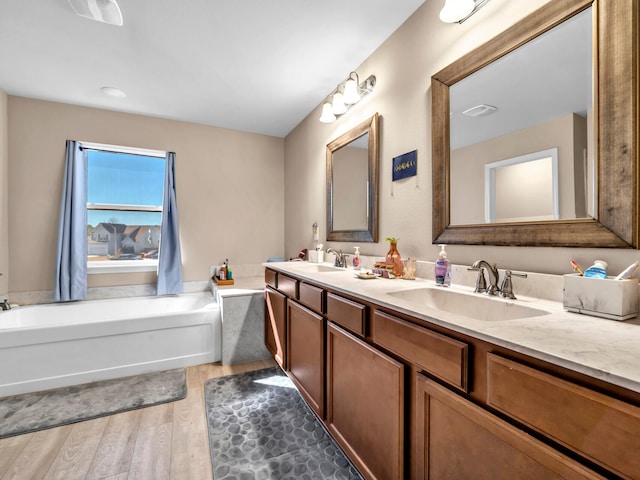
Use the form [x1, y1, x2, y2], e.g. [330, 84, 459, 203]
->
[435, 244, 451, 286]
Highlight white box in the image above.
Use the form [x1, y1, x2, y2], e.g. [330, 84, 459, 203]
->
[563, 273, 639, 321]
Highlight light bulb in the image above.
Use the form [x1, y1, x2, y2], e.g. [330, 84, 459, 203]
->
[343, 78, 361, 104]
[439, 0, 475, 23]
[319, 102, 336, 123]
[331, 92, 347, 115]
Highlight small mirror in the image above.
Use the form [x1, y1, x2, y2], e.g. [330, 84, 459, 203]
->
[327, 113, 379, 242]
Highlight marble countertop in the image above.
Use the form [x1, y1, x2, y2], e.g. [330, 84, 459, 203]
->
[265, 261, 640, 395]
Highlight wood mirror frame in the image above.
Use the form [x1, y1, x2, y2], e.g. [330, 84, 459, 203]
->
[432, 0, 639, 247]
[327, 113, 379, 242]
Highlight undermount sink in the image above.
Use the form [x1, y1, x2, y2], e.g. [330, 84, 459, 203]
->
[385, 287, 549, 321]
[289, 263, 344, 273]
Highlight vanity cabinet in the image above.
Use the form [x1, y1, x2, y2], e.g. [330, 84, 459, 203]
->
[264, 286, 287, 369]
[264, 267, 640, 480]
[415, 374, 604, 480]
[326, 322, 405, 480]
[287, 299, 325, 418]
[264, 270, 297, 371]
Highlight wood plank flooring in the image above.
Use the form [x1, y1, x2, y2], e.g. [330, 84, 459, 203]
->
[0, 359, 275, 480]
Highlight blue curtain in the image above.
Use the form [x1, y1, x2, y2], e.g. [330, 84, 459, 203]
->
[157, 152, 183, 295]
[54, 141, 88, 301]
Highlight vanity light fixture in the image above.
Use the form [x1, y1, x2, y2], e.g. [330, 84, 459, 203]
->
[319, 72, 376, 123]
[67, 0, 124, 26]
[440, 0, 492, 24]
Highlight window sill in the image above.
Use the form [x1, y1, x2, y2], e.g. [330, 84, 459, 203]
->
[87, 259, 158, 275]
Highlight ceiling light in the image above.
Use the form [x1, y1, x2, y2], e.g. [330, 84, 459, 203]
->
[68, 0, 123, 26]
[440, 0, 491, 24]
[318, 72, 376, 123]
[101, 86, 126, 98]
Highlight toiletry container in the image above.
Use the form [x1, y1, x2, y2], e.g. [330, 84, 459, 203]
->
[583, 260, 608, 278]
[435, 244, 451, 286]
[353, 247, 361, 270]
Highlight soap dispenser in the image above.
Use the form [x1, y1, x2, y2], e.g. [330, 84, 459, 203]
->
[435, 244, 451, 286]
[353, 246, 361, 270]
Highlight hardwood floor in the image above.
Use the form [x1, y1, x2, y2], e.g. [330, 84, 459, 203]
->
[0, 359, 276, 480]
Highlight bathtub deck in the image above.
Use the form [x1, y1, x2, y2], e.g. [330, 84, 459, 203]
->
[0, 358, 275, 480]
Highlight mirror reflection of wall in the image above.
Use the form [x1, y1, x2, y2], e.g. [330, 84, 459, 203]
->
[486, 148, 558, 223]
[332, 133, 369, 230]
[448, 6, 593, 226]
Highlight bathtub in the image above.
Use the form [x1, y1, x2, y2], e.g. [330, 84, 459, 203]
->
[0, 292, 221, 397]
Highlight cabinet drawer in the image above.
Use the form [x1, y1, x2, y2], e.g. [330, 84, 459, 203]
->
[277, 274, 298, 299]
[326, 293, 366, 336]
[298, 282, 324, 314]
[264, 268, 277, 289]
[487, 353, 640, 480]
[372, 310, 468, 392]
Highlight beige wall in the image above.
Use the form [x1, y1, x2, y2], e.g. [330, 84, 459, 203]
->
[0, 89, 8, 298]
[283, 0, 640, 276]
[8, 97, 284, 294]
[450, 113, 586, 224]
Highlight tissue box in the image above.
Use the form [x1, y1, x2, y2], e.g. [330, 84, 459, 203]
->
[563, 273, 639, 320]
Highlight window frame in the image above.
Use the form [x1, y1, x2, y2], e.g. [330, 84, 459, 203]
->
[81, 141, 167, 275]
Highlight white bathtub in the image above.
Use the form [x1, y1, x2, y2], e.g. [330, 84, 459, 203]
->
[0, 292, 221, 397]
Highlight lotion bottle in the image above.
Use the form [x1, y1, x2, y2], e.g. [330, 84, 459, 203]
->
[583, 260, 608, 279]
[353, 246, 361, 270]
[435, 244, 451, 286]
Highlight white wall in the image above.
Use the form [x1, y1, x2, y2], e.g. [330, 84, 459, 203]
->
[283, 0, 640, 276]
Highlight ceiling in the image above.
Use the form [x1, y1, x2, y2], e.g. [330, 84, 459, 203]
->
[0, 0, 425, 138]
[450, 6, 592, 150]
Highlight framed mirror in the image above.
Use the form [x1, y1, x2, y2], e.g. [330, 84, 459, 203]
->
[432, 0, 639, 247]
[327, 113, 379, 242]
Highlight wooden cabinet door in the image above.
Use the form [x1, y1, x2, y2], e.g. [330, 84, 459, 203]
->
[287, 300, 325, 418]
[264, 287, 287, 370]
[415, 374, 605, 480]
[326, 322, 404, 480]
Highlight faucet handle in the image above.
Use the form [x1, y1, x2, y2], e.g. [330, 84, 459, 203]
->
[499, 270, 527, 300]
[468, 267, 487, 293]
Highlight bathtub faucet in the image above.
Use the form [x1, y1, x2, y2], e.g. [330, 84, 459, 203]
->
[0, 299, 10, 311]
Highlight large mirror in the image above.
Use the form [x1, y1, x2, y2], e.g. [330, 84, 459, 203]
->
[432, 0, 639, 247]
[327, 113, 379, 242]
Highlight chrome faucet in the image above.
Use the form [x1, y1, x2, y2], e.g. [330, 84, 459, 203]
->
[0, 299, 11, 311]
[326, 248, 347, 268]
[471, 260, 500, 295]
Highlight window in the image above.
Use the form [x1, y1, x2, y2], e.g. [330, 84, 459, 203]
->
[83, 142, 166, 274]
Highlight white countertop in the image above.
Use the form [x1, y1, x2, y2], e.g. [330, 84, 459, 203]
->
[265, 261, 640, 394]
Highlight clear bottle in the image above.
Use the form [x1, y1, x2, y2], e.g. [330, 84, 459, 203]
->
[435, 244, 451, 286]
[353, 246, 361, 270]
[583, 260, 608, 278]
